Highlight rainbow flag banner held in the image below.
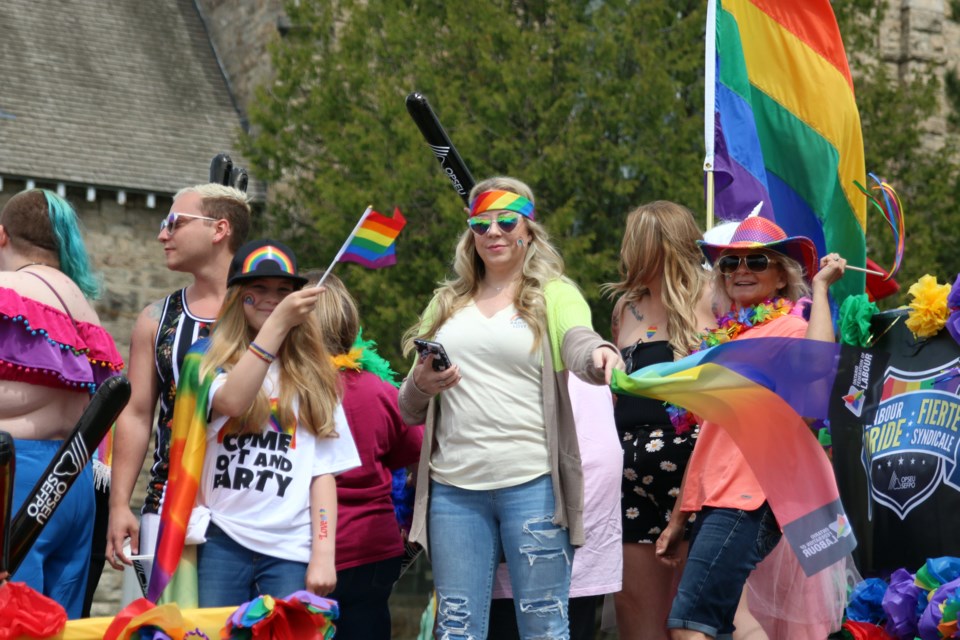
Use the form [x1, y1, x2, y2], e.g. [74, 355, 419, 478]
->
[706, 0, 866, 304]
[339, 207, 406, 269]
[147, 340, 214, 602]
[611, 337, 888, 576]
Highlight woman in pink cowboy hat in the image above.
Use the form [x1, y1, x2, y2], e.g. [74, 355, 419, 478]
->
[654, 216, 847, 640]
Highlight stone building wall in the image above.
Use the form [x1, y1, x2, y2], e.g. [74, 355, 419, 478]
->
[880, 0, 957, 147]
[192, 0, 286, 126]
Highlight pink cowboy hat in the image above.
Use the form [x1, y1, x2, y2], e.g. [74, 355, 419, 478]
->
[698, 217, 819, 280]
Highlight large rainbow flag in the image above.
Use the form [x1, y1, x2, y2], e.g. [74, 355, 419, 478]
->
[339, 207, 406, 269]
[147, 341, 214, 602]
[707, 0, 866, 303]
[611, 337, 887, 575]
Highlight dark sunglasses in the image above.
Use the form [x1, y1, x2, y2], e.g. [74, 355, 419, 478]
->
[716, 254, 776, 274]
[467, 212, 521, 236]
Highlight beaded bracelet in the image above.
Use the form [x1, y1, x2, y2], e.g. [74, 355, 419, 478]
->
[248, 341, 276, 364]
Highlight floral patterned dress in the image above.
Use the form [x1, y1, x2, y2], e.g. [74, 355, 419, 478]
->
[615, 340, 697, 543]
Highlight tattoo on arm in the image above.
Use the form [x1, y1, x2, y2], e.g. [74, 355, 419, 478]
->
[318, 508, 329, 541]
[146, 300, 164, 322]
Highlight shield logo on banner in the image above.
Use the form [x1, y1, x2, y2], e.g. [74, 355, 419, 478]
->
[862, 362, 960, 519]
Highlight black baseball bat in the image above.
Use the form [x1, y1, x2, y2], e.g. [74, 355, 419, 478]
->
[8, 375, 131, 575]
[0, 432, 13, 577]
[209, 153, 234, 186]
[229, 166, 249, 193]
[405, 92, 476, 204]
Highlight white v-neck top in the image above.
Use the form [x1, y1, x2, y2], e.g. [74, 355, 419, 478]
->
[432, 302, 548, 489]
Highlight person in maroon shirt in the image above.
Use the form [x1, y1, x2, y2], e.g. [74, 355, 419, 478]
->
[313, 274, 423, 640]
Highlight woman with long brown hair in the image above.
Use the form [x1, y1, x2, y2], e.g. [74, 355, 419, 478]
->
[605, 201, 715, 639]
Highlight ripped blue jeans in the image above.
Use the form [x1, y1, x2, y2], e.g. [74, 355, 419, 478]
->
[428, 475, 572, 640]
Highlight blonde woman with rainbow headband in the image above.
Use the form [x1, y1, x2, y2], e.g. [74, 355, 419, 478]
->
[398, 176, 623, 638]
[191, 239, 360, 606]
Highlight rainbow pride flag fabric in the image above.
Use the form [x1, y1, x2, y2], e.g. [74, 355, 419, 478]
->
[339, 207, 406, 269]
[147, 340, 214, 602]
[709, 0, 866, 303]
[612, 337, 887, 575]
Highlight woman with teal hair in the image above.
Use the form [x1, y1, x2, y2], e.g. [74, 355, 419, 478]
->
[0, 189, 123, 618]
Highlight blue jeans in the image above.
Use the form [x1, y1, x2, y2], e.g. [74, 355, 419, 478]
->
[668, 504, 781, 638]
[197, 523, 308, 607]
[428, 475, 573, 640]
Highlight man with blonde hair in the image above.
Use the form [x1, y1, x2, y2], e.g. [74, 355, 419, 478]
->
[106, 184, 250, 590]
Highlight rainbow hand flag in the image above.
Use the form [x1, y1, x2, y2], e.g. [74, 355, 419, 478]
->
[612, 337, 887, 576]
[339, 207, 406, 269]
[707, 0, 866, 304]
[147, 340, 214, 602]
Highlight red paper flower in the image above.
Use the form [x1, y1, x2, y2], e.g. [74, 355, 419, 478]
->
[0, 582, 67, 640]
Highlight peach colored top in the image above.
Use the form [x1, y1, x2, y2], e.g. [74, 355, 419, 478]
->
[681, 314, 808, 512]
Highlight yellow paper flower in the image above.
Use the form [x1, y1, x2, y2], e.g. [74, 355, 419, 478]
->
[905, 274, 951, 338]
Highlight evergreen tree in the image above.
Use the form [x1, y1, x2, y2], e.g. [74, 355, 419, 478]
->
[241, 0, 960, 365]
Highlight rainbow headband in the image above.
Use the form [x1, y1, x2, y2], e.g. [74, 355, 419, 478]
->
[468, 190, 535, 220]
[241, 245, 296, 275]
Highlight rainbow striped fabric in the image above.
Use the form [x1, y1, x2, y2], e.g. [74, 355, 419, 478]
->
[611, 337, 883, 575]
[709, 0, 866, 303]
[147, 340, 214, 602]
[339, 207, 406, 269]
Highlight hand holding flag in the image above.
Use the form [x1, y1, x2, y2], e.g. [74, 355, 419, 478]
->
[315, 206, 407, 287]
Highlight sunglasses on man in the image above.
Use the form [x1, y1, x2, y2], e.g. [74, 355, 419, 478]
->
[159, 211, 218, 234]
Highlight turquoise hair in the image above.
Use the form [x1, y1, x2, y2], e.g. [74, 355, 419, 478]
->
[42, 190, 101, 299]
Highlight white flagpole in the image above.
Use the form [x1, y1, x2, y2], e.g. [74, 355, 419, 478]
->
[314, 205, 373, 288]
[704, 0, 717, 231]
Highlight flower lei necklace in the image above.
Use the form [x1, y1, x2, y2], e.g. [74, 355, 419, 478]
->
[699, 297, 796, 349]
[666, 297, 795, 435]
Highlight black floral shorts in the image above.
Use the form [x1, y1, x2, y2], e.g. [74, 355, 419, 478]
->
[619, 423, 698, 543]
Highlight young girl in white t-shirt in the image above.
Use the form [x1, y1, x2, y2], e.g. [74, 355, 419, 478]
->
[195, 239, 360, 607]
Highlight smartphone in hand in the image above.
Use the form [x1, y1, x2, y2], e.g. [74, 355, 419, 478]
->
[413, 339, 452, 372]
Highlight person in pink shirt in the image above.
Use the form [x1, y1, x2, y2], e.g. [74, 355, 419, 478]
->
[314, 274, 423, 640]
[655, 217, 847, 640]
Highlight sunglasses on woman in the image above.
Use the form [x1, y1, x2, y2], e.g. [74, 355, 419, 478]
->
[159, 211, 218, 234]
[467, 212, 521, 236]
[716, 253, 776, 274]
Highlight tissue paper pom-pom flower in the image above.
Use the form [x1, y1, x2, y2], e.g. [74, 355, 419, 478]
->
[847, 577, 890, 623]
[840, 294, 879, 347]
[841, 620, 897, 639]
[222, 591, 339, 640]
[917, 576, 960, 640]
[905, 275, 951, 339]
[102, 598, 200, 640]
[947, 274, 960, 348]
[916, 557, 960, 594]
[883, 568, 924, 639]
[0, 581, 67, 640]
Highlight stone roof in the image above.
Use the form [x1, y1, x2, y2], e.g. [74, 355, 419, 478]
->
[0, 0, 257, 197]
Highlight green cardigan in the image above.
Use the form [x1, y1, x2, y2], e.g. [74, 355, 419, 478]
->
[398, 279, 614, 550]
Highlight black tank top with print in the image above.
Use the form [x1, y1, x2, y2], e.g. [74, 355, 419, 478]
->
[142, 289, 214, 515]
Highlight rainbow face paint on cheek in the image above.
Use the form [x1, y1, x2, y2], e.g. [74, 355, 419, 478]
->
[243, 295, 255, 306]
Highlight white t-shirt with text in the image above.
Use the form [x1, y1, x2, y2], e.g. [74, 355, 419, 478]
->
[200, 364, 360, 563]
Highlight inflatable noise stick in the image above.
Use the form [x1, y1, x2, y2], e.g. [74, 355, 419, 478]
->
[0, 432, 13, 578]
[209, 153, 234, 187]
[405, 92, 476, 205]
